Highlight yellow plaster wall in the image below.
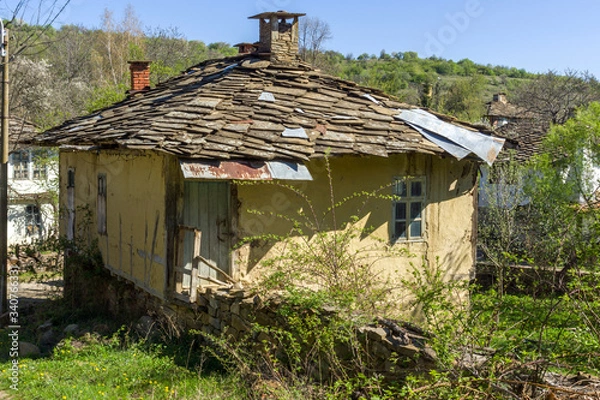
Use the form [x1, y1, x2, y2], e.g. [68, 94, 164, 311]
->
[235, 154, 476, 299]
[59, 150, 168, 298]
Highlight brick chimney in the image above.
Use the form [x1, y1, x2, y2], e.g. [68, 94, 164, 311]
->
[128, 61, 151, 93]
[248, 11, 305, 65]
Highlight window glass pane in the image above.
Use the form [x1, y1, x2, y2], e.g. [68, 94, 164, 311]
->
[395, 181, 407, 197]
[25, 205, 41, 236]
[11, 150, 30, 180]
[410, 221, 422, 238]
[392, 177, 425, 241]
[33, 165, 47, 180]
[395, 202, 406, 220]
[411, 181, 422, 197]
[395, 221, 406, 238]
[32, 150, 48, 179]
[410, 202, 422, 219]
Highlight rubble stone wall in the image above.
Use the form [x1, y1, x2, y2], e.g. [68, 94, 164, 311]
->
[97, 275, 437, 380]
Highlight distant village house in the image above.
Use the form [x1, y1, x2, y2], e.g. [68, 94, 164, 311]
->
[8, 118, 56, 245]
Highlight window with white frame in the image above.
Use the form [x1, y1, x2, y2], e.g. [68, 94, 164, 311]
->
[32, 149, 50, 180]
[10, 150, 30, 180]
[393, 177, 426, 240]
[25, 204, 42, 237]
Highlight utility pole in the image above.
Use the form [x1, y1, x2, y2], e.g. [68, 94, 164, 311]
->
[0, 24, 9, 318]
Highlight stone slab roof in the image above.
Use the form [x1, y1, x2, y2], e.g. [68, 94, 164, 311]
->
[486, 100, 522, 119]
[36, 55, 491, 162]
[9, 118, 39, 152]
[494, 121, 545, 162]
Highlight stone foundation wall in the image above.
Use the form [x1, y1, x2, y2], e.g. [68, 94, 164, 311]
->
[83, 271, 437, 380]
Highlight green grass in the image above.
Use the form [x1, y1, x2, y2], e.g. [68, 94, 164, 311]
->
[0, 334, 247, 400]
[471, 292, 600, 373]
[1, 283, 598, 399]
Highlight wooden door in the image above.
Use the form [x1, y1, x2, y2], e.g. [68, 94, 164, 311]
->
[180, 181, 231, 292]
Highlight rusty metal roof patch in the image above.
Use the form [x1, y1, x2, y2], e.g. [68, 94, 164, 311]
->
[180, 160, 312, 181]
[396, 109, 505, 166]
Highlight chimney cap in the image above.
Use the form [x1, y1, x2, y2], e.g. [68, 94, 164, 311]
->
[493, 92, 508, 103]
[248, 11, 306, 20]
[233, 42, 256, 47]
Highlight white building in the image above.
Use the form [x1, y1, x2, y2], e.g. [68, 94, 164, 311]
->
[8, 119, 57, 245]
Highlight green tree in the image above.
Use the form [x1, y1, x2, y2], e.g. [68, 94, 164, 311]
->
[478, 153, 531, 298]
[434, 74, 487, 121]
[527, 102, 600, 269]
[523, 101, 600, 349]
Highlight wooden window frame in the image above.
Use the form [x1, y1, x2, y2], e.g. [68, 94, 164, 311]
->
[25, 204, 42, 237]
[393, 177, 426, 241]
[31, 149, 49, 180]
[10, 150, 30, 180]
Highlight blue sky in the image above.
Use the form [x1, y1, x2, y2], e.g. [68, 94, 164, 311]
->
[40, 0, 600, 77]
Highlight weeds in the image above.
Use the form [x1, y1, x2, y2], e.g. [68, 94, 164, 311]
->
[238, 155, 409, 318]
[0, 332, 246, 400]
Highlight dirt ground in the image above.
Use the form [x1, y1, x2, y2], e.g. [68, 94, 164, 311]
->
[17, 278, 63, 306]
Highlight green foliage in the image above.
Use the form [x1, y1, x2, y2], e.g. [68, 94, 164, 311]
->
[526, 102, 600, 268]
[401, 260, 474, 369]
[475, 292, 600, 371]
[523, 104, 600, 353]
[399, 263, 600, 398]
[471, 101, 600, 398]
[433, 74, 487, 121]
[200, 298, 391, 399]
[85, 84, 128, 113]
[478, 152, 532, 296]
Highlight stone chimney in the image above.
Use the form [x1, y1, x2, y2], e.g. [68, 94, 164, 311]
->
[493, 93, 507, 104]
[128, 61, 151, 93]
[248, 11, 306, 65]
[234, 42, 257, 55]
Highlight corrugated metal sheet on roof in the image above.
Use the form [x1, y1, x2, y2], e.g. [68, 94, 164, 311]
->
[396, 109, 505, 166]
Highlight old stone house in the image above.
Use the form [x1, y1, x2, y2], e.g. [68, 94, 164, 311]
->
[485, 93, 525, 128]
[37, 12, 504, 309]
